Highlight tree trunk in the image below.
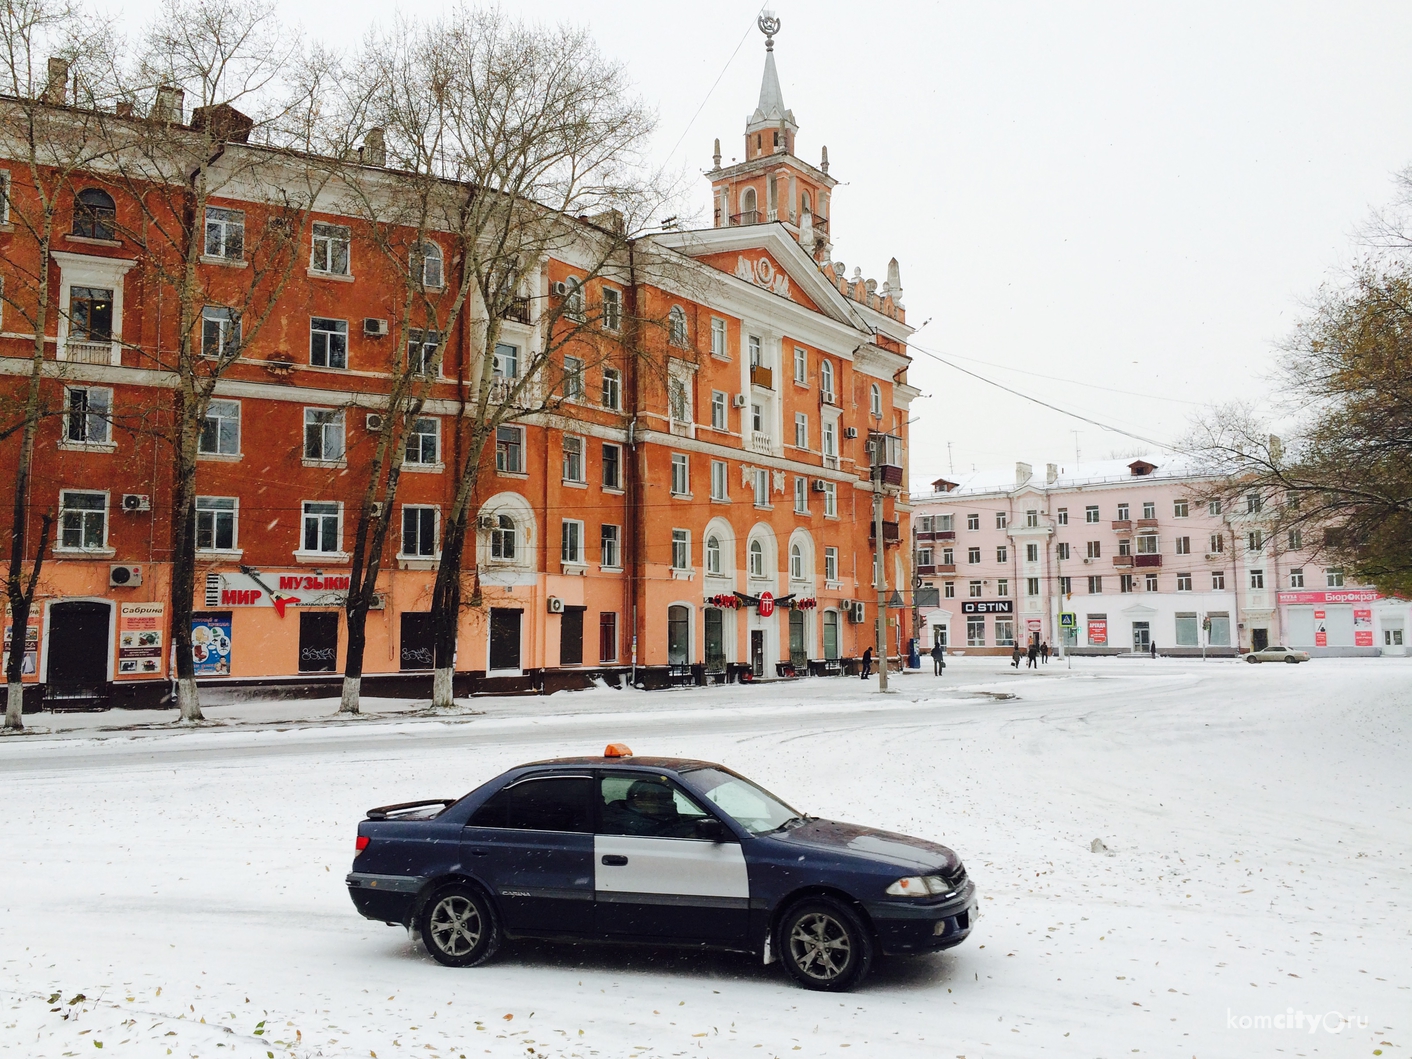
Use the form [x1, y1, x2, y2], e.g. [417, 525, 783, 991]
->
[169, 400, 203, 722]
[340, 601, 368, 716]
[429, 511, 469, 708]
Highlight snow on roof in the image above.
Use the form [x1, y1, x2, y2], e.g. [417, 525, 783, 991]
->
[913, 451, 1212, 499]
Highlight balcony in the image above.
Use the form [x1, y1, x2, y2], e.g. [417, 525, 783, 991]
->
[869, 520, 901, 544]
[933, 563, 956, 574]
[872, 464, 904, 487]
[499, 297, 530, 324]
[1112, 555, 1133, 568]
[63, 339, 115, 364]
[1134, 553, 1162, 568]
[730, 210, 761, 226]
[915, 530, 934, 542]
[917, 564, 936, 576]
[1135, 518, 1160, 529]
[1111, 519, 1132, 531]
[935, 530, 956, 541]
[748, 431, 773, 455]
[487, 376, 538, 409]
[750, 364, 773, 389]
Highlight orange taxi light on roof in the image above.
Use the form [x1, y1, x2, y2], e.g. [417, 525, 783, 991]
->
[603, 742, 633, 758]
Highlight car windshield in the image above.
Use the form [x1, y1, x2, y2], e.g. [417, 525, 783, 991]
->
[681, 766, 802, 835]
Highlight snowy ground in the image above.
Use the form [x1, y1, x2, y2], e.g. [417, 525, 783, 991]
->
[0, 656, 1407, 1058]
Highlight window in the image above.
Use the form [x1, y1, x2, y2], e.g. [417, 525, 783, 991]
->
[310, 222, 350, 275]
[1176, 572, 1192, 591]
[1087, 576, 1103, 594]
[407, 330, 440, 376]
[59, 491, 107, 550]
[562, 435, 584, 482]
[1026, 543, 1039, 562]
[64, 386, 110, 444]
[942, 547, 954, 564]
[966, 513, 982, 531]
[996, 545, 1008, 563]
[821, 420, 837, 466]
[748, 335, 762, 367]
[601, 368, 622, 410]
[1056, 542, 1069, 560]
[1245, 492, 1262, 514]
[668, 305, 688, 346]
[1212, 570, 1226, 590]
[72, 187, 115, 240]
[301, 501, 341, 553]
[405, 417, 439, 465]
[414, 241, 443, 288]
[561, 520, 584, 564]
[310, 317, 348, 369]
[705, 534, 722, 576]
[400, 505, 437, 557]
[0, 170, 9, 224]
[794, 412, 808, 449]
[1249, 569, 1264, 589]
[602, 443, 621, 489]
[820, 359, 834, 400]
[1026, 509, 1038, 528]
[1142, 501, 1156, 519]
[1288, 528, 1302, 550]
[1059, 575, 1071, 595]
[825, 546, 838, 582]
[1086, 540, 1101, 559]
[789, 542, 805, 580]
[1085, 505, 1100, 523]
[203, 207, 244, 260]
[672, 529, 690, 570]
[1175, 535, 1191, 555]
[563, 278, 585, 321]
[1174, 499, 1189, 518]
[794, 476, 808, 513]
[601, 287, 622, 331]
[711, 391, 727, 430]
[1209, 533, 1224, 554]
[69, 286, 112, 342]
[670, 377, 691, 424]
[995, 618, 1015, 647]
[793, 346, 807, 383]
[600, 524, 621, 568]
[1137, 533, 1158, 554]
[563, 356, 585, 401]
[750, 402, 763, 433]
[754, 469, 769, 507]
[1120, 574, 1135, 594]
[1246, 530, 1263, 551]
[822, 481, 837, 517]
[470, 776, 592, 834]
[303, 408, 344, 462]
[1057, 507, 1068, 525]
[1117, 503, 1130, 521]
[599, 612, 618, 662]
[495, 425, 523, 473]
[1289, 568, 1304, 588]
[710, 459, 728, 501]
[937, 514, 953, 532]
[710, 317, 727, 357]
[1144, 570, 1160, 590]
[195, 496, 237, 551]
[490, 514, 516, 560]
[945, 581, 956, 598]
[967, 547, 981, 564]
[201, 305, 240, 359]
[1209, 499, 1223, 515]
[918, 516, 933, 533]
[670, 453, 689, 496]
[1026, 577, 1039, 596]
[968, 580, 982, 598]
[493, 342, 519, 379]
[1326, 568, 1344, 588]
[997, 578, 1009, 597]
[869, 383, 882, 418]
[749, 539, 765, 577]
[1175, 612, 1199, 647]
[200, 399, 240, 455]
[995, 512, 1007, 529]
[966, 616, 985, 647]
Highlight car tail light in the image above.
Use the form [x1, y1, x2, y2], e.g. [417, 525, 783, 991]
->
[603, 742, 633, 758]
[355, 835, 370, 852]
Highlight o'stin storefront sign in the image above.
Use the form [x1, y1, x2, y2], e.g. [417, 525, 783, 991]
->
[961, 600, 1014, 615]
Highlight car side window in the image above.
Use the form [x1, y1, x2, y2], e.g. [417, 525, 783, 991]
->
[596, 773, 711, 839]
[467, 775, 592, 833]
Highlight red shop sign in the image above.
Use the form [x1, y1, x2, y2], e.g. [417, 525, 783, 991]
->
[757, 591, 775, 618]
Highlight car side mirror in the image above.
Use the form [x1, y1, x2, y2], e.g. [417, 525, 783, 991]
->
[696, 817, 728, 843]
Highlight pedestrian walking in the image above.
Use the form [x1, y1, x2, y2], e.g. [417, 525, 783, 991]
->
[1027, 641, 1039, 669]
[1011, 643, 1022, 668]
[860, 646, 873, 679]
[1040, 641, 1050, 663]
[1150, 640, 1157, 660]
[931, 641, 946, 675]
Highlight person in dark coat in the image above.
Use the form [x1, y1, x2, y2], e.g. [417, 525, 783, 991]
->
[1027, 641, 1039, 669]
[930, 641, 946, 675]
[1040, 641, 1050, 663]
[860, 646, 873, 679]
[1150, 640, 1157, 659]
[1011, 643, 1022, 668]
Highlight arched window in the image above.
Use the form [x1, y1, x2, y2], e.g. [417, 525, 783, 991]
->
[801, 190, 812, 216]
[790, 542, 804, 580]
[414, 241, 443, 288]
[749, 539, 764, 578]
[820, 359, 834, 400]
[668, 305, 688, 347]
[740, 186, 757, 220]
[706, 535, 721, 576]
[490, 514, 516, 560]
[870, 383, 883, 418]
[73, 188, 116, 240]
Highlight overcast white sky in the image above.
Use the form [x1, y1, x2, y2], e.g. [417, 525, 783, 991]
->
[106, 0, 1412, 479]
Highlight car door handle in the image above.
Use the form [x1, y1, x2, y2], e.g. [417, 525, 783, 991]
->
[600, 854, 628, 866]
[469, 848, 489, 857]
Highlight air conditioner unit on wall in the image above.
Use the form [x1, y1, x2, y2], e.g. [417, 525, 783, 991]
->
[843, 427, 858, 439]
[121, 493, 150, 512]
[363, 318, 389, 337]
[812, 480, 828, 492]
[366, 413, 385, 432]
[849, 600, 866, 623]
[477, 514, 496, 530]
[732, 393, 748, 408]
[109, 564, 142, 587]
[551, 281, 570, 297]
[547, 596, 565, 614]
[369, 502, 385, 518]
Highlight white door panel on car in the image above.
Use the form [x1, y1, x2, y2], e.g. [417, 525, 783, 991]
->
[594, 835, 749, 898]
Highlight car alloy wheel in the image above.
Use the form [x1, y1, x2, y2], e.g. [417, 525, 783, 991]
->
[1285, 656, 1299, 663]
[779, 897, 874, 991]
[420, 885, 499, 968]
[1246, 656, 1260, 663]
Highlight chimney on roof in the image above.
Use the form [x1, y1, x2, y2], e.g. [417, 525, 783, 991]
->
[151, 85, 184, 124]
[191, 102, 254, 144]
[361, 127, 386, 167]
[1046, 462, 1058, 484]
[1016, 462, 1033, 488]
[42, 57, 69, 104]
[1269, 434, 1283, 462]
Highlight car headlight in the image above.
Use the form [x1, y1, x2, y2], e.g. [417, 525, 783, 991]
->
[885, 875, 952, 897]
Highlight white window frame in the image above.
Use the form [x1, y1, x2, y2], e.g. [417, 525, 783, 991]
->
[1025, 542, 1039, 562]
[710, 317, 728, 358]
[602, 443, 622, 490]
[201, 305, 240, 359]
[711, 459, 729, 502]
[1176, 572, 1192, 592]
[489, 514, 518, 562]
[0, 169, 10, 224]
[496, 425, 524, 474]
[600, 523, 621, 569]
[1085, 505, 1100, 523]
[300, 500, 343, 555]
[195, 495, 238, 552]
[57, 489, 108, 552]
[414, 241, 443, 289]
[563, 277, 586, 322]
[794, 412, 808, 449]
[968, 580, 982, 598]
[671, 528, 690, 571]
[820, 359, 834, 402]
[668, 305, 688, 347]
[310, 316, 348, 369]
[748, 538, 765, 578]
[705, 534, 722, 576]
[671, 453, 690, 497]
[1173, 499, 1189, 518]
[561, 519, 585, 565]
[794, 476, 808, 514]
[199, 399, 241, 457]
[562, 435, 585, 483]
[793, 345, 807, 384]
[399, 504, 439, 558]
[1325, 568, 1344, 588]
[62, 385, 112, 446]
[1212, 570, 1226, 591]
[563, 355, 585, 401]
[303, 407, 345, 463]
[407, 329, 441, 377]
[601, 367, 622, 410]
[493, 342, 519, 379]
[824, 546, 839, 583]
[404, 416, 440, 467]
[711, 390, 727, 430]
[821, 419, 838, 468]
[754, 468, 770, 508]
[790, 542, 805, 580]
[601, 286, 622, 331]
[310, 222, 351, 276]
[823, 481, 837, 518]
[869, 383, 882, 418]
[203, 206, 244, 262]
[1250, 569, 1265, 589]
[1289, 568, 1304, 589]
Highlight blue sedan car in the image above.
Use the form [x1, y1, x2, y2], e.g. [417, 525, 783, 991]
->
[347, 744, 977, 990]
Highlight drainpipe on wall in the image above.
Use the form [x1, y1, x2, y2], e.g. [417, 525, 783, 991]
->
[625, 240, 642, 686]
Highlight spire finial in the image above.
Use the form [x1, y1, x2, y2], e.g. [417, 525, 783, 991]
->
[758, 11, 780, 52]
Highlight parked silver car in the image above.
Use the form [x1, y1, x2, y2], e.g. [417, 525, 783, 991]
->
[1245, 646, 1310, 664]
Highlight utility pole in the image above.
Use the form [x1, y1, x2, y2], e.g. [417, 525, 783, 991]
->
[873, 464, 889, 692]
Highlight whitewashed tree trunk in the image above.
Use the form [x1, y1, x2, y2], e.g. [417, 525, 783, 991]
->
[340, 674, 361, 715]
[176, 676, 203, 723]
[432, 666, 454, 709]
[2, 679, 22, 731]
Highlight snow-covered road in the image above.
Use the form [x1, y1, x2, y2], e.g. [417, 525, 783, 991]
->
[1, 657, 1407, 1058]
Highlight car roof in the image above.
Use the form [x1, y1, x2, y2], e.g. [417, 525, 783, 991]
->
[518, 756, 724, 773]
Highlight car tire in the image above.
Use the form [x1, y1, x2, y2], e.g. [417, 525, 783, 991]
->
[419, 884, 500, 968]
[778, 897, 875, 992]
[1246, 656, 1260, 664]
[1285, 656, 1298, 663]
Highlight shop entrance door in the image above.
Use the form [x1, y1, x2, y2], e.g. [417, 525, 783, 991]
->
[298, 612, 339, 672]
[750, 630, 765, 677]
[788, 610, 806, 669]
[45, 601, 110, 707]
[1252, 627, 1269, 651]
[1131, 622, 1151, 653]
[489, 608, 522, 672]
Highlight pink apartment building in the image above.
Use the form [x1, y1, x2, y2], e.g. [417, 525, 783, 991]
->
[909, 456, 1409, 657]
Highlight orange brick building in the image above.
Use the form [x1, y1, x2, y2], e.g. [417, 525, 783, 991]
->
[0, 31, 917, 707]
